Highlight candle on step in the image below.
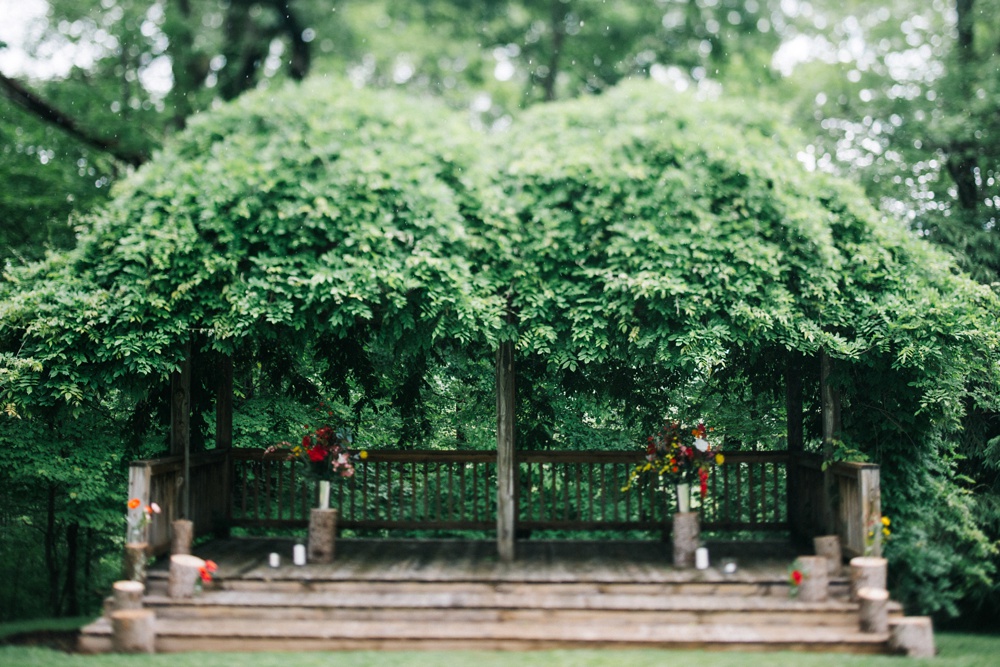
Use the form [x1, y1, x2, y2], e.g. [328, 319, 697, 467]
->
[269, 552, 280, 568]
[293, 543, 306, 566]
[695, 547, 709, 570]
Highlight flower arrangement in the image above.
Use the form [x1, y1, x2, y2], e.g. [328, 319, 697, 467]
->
[623, 420, 724, 497]
[198, 559, 218, 588]
[788, 559, 805, 597]
[266, 424, 367, 483]
[126, 497, 160, 543]
[865, 514, 891, 556]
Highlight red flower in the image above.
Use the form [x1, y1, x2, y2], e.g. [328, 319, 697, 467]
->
[308, 446, 326, 462]
[302, 435, 312, 448]
[791, 570, 803, 586]
[127, 498, 141, 510]
[204, 560, 218, 573]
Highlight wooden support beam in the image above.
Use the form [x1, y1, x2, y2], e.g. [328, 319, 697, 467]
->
[819, 350, 841, 535]
[496, 341, 516, 562]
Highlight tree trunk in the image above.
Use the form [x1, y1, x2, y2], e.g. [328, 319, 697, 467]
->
[541, 0, 567, 101]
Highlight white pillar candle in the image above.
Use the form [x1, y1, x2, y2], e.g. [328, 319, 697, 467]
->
[268, 552, 280, 568]
[293, 543, 306, 566]
[695, 547, 709, 570]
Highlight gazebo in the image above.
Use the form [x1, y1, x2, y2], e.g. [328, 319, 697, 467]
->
[5, 78, 994, 655]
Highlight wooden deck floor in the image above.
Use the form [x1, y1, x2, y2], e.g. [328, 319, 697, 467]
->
[157, 536, 804, 586]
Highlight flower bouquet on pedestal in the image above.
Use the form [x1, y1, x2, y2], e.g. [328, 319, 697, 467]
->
[623, 419, 724, 511]
[266, 424, 367, 564]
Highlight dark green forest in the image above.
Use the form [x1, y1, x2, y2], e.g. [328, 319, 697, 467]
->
[2, 0, 999, 628]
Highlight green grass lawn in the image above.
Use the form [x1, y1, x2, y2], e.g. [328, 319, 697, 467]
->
[1, 631, 999, 667]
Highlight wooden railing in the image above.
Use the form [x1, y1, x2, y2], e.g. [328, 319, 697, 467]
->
[227, 449, 793, 534]
[129, 447, 879, 554]
[788, 453, 881, 557]
[128, 449, 230, 554]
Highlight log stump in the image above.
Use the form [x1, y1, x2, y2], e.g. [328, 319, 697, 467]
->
[308, 508, 338, 564]
[110, 608, 156, 654]
[797, 555, 829, 602]
[858, 586, 889, 633]
[168, 554, 206, 598]
[171, 519, 194, 555]
[112, 580, 145, 611]
[813, 534, 842, 575]
[850, 556, 888, 601]
[672, 512, 700, 569]
[123, 542, 148, 582]
[889, 616, 935, 658]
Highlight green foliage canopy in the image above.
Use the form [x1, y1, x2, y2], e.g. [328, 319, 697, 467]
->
[3, 78, 999, 433]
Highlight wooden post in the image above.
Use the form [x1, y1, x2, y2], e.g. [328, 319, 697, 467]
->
[171, 519, 193, 555]
[123, 543, 148, 582]
[171, 341, 192, 519]
[496, 340, 516, 563]
[889, 617, 935, 657]
[813, 534, 842, 575]
[167, 554, 205, 598]
[858, 587, 890, 633]
[850, 556, 888, 602]
[820, 350, 840, 535]
[786, 352, 804, 539]
[672, 512, 700, 568]
[308, 508, 338, 563]
[797, 555, 829, 602]
[112, 580, 145, 611]
[110, 609, 156, 653]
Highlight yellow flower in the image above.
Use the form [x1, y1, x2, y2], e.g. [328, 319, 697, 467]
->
[881, 516, 890, 526]
[359, 450, 368, 460]
[715, 453, 725, 465]
[882, 527, 891, 538]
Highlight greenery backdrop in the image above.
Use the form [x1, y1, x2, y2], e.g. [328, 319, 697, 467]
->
[2, 0, 999, 629]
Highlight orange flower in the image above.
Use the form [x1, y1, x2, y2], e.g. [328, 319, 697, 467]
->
[204, 560, 218, 573]
[127, 498, 141, 510]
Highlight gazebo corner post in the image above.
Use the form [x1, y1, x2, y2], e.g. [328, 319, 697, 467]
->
[785, 350, 805, 543]
[820, 349, 841, 536]
[496, 339, 516, 563]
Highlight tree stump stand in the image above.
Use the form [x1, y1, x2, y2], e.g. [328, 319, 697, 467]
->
[889, 616, 935, 657]
[171, 519, 194, 555]
[123, 542, 148, 582]
[797, 555, 829, 602]
[813, 534, 842, 575]
[672, 512, 700, 569]
[850, 556, 888, 601]
[308, 508, 338, 564]
[112, 580, 145, 611]
[168, 554, 206, 598]
[110, 608, 156, 654]
[858, 587, 889, 633]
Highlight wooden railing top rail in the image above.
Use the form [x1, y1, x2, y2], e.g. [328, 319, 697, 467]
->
[228, 447, 791, 464]
[128, 449, 228, 475]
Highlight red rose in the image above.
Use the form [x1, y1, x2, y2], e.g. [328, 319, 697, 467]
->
[791, 570, 803, 585]
[308, 446, 326, 462]
[302, 435, 311, 448]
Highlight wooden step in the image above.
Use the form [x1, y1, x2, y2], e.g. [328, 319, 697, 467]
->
[78, 615, 892, 654]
